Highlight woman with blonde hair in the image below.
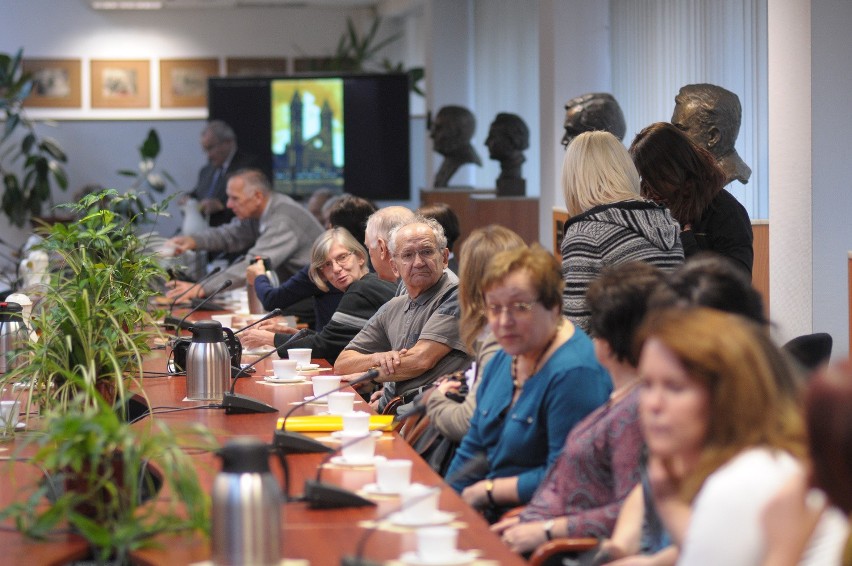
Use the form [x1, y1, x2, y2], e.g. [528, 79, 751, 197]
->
[240, 227, 395, 363]
[426, 225, 527, 443]
[560, 131, 683, 331]
[634, 307, 845, 565]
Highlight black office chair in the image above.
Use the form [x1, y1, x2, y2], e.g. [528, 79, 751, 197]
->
[783, 332, 833, 372]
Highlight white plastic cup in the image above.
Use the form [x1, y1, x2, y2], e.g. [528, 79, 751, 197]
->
[311, 375, 341, 398]
[417, 526, 458, 561]
[211, 314, 233, 328]
[287, 348, 312, 367]
[272, 359, 298, 379]
[327, 391, 355, 415]
[400, 483, 440, 520]
[375, 459, 412, 493]
[0, 400, 20, 433]
[342, 410, 371, 435]
[340, 431, 376, 463]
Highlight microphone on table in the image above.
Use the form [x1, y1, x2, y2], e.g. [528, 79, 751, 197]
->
[273, 368, 380, 455]
[220, 343, 281, 414]
[165, 265, 222, 318]
[232, 308, 282, 336]
[298, 404, 425, 510]
[165, 278, 233, 335]
[340, 453, 491, 566]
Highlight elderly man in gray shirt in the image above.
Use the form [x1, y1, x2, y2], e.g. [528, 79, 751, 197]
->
[335, 216, 471, 412]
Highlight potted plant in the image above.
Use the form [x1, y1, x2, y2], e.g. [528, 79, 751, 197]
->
[2, 188, 171, 415]
[0, 48, 69, 227]
[0, 391, 216, 564]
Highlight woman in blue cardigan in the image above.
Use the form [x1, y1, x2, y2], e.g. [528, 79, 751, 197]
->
[446, 245, 611, 523]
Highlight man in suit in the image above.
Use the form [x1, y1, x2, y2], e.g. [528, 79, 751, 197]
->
[166, 168, 324, 301]
[189, 120, 257, 227]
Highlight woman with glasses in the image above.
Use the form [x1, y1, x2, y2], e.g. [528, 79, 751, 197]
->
[561, 131, 683, 331]
[239, 227, 396, 363]
[446, 245, 611, 523]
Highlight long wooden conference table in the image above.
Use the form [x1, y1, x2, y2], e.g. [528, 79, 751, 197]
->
[0, 323, 528, 565]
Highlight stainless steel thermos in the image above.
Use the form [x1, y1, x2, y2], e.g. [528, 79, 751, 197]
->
[212, 437, 281, 566]
[185, 320, 234, 401]
[0, 302, 27, 374]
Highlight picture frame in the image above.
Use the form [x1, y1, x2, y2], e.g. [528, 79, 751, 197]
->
[91, 59, 150, 109]
[226, 57, 289, 77]
[160, 58, 220, 108]
[22, 59, 82, 108]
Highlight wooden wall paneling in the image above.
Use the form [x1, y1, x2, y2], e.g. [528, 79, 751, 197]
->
[752, 220, 769, 317]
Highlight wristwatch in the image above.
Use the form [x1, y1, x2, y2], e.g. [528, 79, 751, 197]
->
[484, 479, 496, 506]
[543, 518, 555, 541]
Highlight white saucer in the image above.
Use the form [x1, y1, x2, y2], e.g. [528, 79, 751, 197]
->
[303, 395, 329, 404]
[331, 430, 383, 440]
[264, 375, 303, 384]
[361, 482, 407, 496]
[387, 509, 455, 527]
[329, 455, 386, 467]
[242, 346, 275, 356]
[399, 550, 477, 566]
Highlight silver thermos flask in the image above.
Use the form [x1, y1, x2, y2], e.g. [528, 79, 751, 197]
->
[186, 320, 232, 401]
[212, 437, 281, 566]
[0, 302, 27, 374]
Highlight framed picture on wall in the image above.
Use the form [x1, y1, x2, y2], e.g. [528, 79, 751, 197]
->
[160, 58, 220, 108]
[91, 59, 150, 109]
[22, 59, 82, 108]
[226, 57, 289, 76]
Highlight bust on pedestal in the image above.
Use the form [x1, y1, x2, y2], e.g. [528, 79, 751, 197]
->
[430, 105, 482, 188]
[485, 112, 529, 197]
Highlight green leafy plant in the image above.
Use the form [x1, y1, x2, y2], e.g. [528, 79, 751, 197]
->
[3, 189, 170, 415]
[115, 129, 175, 222]
[0, 48, 68, 226]
[0, 393, 217, 564]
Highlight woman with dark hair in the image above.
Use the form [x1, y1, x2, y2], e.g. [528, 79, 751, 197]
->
[629, 122, 753, 276]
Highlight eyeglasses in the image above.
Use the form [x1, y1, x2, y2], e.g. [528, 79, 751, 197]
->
[320, 251, 354, 271]
[394, 247, 440, 264]
[484, 301, 538, 319]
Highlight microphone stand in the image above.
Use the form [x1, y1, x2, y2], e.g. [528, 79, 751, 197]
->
[167, 279, 233, 338]
[232, 308, 282, 336]
[273, 369, 379, 455]
[221, 344, 280, 414]
[165, 265, 222, 319]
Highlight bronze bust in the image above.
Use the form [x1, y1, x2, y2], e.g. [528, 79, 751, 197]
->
[672, 84, 752, 185]
[485, 112, 530, 196]
[561, 93, 626, 148]
[430, 105, 482, 187]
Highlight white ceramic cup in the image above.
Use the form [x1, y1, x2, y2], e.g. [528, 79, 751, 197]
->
[400, 483, 440, 520]
[311, 374, 341, 398]
[327, 391, 355, 415]
[417, 526, 459, 561]
[340, 431, 376, 463]
[0, 400, 20, 431]
[272, 359, 298, 379]
[211, 314, 233, 328]
[288, 348, 312, 367]
[374, 459, 412, 493]
[342, 410, 371, 435]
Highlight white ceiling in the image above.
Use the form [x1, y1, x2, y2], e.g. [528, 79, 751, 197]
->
[89, 0, 378, 9]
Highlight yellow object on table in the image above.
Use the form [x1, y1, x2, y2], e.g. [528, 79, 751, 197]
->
[277, 414, 395, 432]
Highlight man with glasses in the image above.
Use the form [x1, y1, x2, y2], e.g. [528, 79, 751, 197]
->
[187, 120, 258, 227]
[335, 216, 471, 413]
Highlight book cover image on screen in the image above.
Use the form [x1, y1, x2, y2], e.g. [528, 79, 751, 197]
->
[208, 73, 411, 202]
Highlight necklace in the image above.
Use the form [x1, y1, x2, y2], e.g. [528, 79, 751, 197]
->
[511, 320, 562, 392]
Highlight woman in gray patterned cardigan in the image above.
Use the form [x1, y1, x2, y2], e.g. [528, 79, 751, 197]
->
[560, 131, 684, 331]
